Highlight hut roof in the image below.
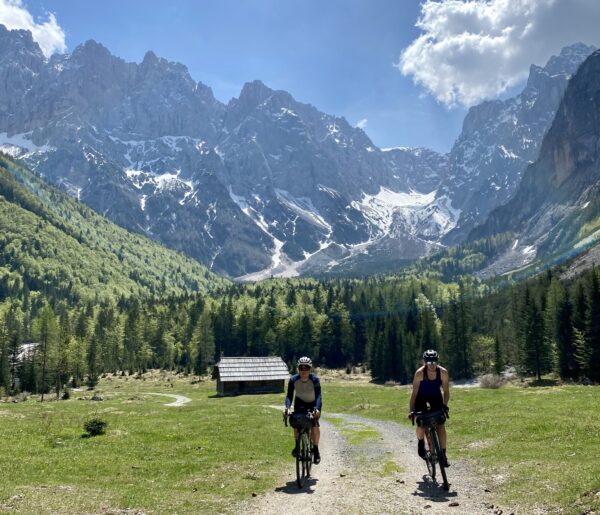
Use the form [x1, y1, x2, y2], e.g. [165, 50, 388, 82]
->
[213, 356, 290, 382]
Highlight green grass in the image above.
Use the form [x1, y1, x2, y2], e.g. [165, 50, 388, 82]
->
[1, 374, 599, 514]
[327, 415, 380, 445]
[379, 460, 402, 477]
[0, 372, 290, 514]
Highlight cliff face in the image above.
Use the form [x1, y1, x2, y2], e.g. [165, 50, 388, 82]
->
[471, 50, 600, 278]
[441, 43, 595, 245]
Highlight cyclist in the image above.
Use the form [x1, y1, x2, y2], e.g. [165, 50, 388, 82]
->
[408, 349, 450, 466]
[284, 356, 322, 464]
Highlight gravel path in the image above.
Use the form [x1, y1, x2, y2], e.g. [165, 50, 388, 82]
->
[244, 413, 515, 515]
[145, 393, 192, 407]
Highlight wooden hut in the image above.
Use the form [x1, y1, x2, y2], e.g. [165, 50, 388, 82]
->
[212, 357, 290, 396]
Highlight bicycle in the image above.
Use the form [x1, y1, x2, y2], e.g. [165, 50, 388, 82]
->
[411, 408, 450, 491]
[284, 410, 314, 488]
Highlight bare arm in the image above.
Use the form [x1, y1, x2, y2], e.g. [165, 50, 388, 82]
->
[408, 368, 422, 413]
[440, 367, 450, 405]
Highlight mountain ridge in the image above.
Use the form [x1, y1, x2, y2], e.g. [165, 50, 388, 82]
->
[0, 24, 595, 278]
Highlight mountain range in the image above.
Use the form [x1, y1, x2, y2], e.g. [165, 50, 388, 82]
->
[0, 24, 597, 278]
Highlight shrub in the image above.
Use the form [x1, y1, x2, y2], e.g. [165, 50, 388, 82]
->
[479, 374, 507, 389]
[12, 391, 29, 403]
[61, 390, 70, 400]
[83, 417, 107, 437]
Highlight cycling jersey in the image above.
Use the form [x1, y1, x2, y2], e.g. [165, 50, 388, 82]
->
[415, 366, 444, 413]
[285, 373, 322, 413]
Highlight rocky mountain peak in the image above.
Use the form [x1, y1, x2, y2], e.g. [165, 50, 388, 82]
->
[139, 49, 192, 80]
[71, 39, 114, 64]
[544, 42, 597, 76]
[236, 80, 275, 108]
[0, 23, 45, 64]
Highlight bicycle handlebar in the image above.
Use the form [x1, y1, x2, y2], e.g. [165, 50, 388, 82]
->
[283, 409, 315, 427]
[410, 406, 450, 426]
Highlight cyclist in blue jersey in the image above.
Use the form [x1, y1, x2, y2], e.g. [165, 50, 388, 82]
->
[284, 356, 322, 464]
[408, 349, 450, 466]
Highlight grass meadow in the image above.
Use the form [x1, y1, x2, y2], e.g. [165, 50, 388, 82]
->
[0, 370, 598, 514]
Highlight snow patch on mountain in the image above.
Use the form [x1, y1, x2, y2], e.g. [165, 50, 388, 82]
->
[351, 187, 436, 234]
[274, 189, 332, 233]
[0, 132, 55, 156]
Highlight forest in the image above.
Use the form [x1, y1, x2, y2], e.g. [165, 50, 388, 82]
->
[1, 260, 599, 398]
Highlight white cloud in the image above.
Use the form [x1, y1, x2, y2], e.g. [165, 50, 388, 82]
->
[356, 118, 368, 129]
[0, 0, 65, 57]
[399, 0, 600, 107]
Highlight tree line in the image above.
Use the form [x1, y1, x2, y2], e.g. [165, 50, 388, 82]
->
[1, 262, 599, 398]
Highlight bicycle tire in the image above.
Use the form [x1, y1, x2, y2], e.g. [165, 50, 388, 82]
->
[431, 429, 449, 490]
[303, 431, 312, 478]
[295, 434, 304, 488]
[425, 430, 436, 481]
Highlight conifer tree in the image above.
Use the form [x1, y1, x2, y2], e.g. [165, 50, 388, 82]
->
[192, 311, 215, 375]
[585, 270, 600, 382]
[520, 289, 548, 381]
[32, 305, 58, 400]
[556, 290, 579, 380]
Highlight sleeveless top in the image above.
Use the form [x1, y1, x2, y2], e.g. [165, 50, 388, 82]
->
[417, 366, 442, 399]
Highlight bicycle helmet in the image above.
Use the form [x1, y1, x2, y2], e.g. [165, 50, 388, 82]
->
[423, 349, 439, 362]
[297, 356, 313, 368]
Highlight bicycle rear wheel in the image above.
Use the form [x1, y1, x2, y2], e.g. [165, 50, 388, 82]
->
[431, 430, 449, 490]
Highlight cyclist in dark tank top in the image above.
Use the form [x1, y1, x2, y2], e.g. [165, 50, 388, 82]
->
[408, 349, 450, 466]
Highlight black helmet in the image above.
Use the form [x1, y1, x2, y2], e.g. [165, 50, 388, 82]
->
[423, 349, 438, 362]
[297, 356, 313, 368]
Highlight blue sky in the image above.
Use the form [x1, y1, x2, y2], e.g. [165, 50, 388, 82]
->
[3, 0, 600, 153]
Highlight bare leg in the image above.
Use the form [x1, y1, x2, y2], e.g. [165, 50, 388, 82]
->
[311, 426, 320, 445]
[437, 425, 447, 449]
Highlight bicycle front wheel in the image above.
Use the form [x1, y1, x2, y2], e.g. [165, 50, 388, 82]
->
[295, 434, 304, 488]
[431, 429, 449, 490]
[425, 431, 436, 481]
[301, 431, 311, 481]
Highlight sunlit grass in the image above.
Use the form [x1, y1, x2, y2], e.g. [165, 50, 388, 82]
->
[0, 372, 290, 514]
[327, 415, 380, 445]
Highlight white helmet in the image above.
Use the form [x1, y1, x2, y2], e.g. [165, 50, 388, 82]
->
[297, 356, 313, 368]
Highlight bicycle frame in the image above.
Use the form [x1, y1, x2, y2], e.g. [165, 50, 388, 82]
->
[285, 411, 314, 488]
[412, 409, 449, 491]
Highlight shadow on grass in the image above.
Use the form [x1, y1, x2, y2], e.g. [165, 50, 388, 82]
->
[412, 475, 457, 502]
[273, 477, 319, 495]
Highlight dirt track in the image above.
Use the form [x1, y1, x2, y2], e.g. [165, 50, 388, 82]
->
[242, 413, 515, 515]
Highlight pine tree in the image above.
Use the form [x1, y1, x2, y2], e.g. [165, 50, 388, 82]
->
[493, 334, 503, 375]
[192, 311, 215, 375]
[0, 319, 9, 392]
[520, 290, 548, 381]
[556, 290, 579, 380]
[32, 305, 59, 400]
[585, 270, 600, 382]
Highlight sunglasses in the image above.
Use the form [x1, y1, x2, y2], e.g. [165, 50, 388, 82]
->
[299, 365, 311, 371]
[426, 361, 437, 365]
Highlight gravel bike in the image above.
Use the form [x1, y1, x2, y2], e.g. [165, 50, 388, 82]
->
[411, 408, 450, 491]
[284, 410, 314, 488]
